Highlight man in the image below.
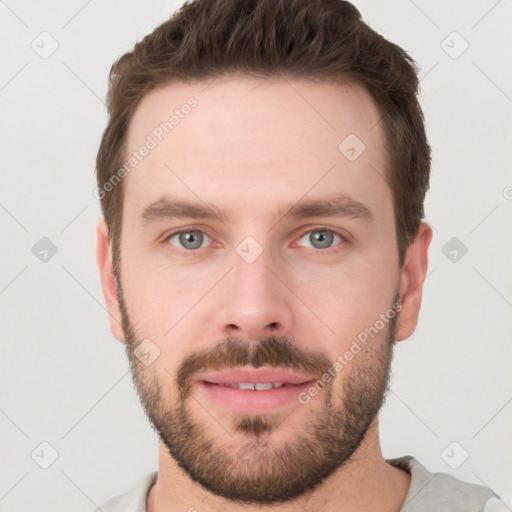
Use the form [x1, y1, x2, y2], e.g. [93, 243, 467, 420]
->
[94, 0, 501, 510]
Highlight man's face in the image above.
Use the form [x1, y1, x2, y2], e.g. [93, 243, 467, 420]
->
[110, 75, 406, 503]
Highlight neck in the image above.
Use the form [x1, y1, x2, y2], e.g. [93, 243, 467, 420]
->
[146, 418, 410, 512]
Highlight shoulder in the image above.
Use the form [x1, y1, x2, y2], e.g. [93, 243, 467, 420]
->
[386, 455, 504, 512]
[90, 471, 158, 512]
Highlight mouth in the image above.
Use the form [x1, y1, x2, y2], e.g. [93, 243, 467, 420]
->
[209, 382, 288, 390]
[195, 367, 315, 413]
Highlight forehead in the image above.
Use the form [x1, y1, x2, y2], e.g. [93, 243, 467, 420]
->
[123, 74, 391, 224]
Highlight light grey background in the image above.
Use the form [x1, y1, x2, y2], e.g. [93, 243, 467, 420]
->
[1, 1, 511, 511]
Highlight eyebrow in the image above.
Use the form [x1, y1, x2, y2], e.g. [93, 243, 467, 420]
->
[139, 193, 374, 226]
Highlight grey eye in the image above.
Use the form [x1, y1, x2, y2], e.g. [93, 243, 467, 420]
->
[168, 230, 210, 250]
[299, 229, 342, 250]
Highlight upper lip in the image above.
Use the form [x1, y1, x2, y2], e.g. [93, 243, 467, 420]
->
[198, 367, 314, 385]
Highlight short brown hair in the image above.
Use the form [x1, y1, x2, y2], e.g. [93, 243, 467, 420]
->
[96, 0, 430, 270]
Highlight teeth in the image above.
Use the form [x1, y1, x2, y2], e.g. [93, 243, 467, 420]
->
[238, 383, 257, 390]
[218, 382, 286, 390]
[255, 383, 273, 391]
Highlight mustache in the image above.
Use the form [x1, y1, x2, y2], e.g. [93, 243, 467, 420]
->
[176, 336, 333, 400]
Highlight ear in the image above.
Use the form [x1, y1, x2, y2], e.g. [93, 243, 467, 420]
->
[96, 219, 125, 343]
[395, 221, 433, 342]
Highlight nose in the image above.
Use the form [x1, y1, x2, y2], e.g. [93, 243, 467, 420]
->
[216, 245, 294, 341]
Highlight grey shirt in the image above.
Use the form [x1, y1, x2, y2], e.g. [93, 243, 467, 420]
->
[93, 455, 503, 512]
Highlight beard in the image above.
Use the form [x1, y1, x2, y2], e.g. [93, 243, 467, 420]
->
[117, 278, 399, 505]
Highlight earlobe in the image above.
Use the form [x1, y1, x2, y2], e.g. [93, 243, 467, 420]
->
[96, 220, 125, 343]
[395, 222, 433, 342]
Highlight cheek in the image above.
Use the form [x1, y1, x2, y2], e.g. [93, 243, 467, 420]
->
[124, 272, 195, 335]
[120, 249, 214, 368]
[286, 258, 398, 348]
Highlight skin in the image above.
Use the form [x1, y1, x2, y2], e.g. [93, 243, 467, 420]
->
[97, 73, 433, 511]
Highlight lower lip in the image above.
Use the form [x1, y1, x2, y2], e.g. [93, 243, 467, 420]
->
[198, 381, 312, 414]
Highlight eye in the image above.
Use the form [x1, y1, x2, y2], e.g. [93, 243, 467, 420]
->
[166, 229, 212, 251]
[297, 228, 344, 250]
[163, 227, 345, 254]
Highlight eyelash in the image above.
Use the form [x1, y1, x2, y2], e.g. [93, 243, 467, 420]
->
[162, 227, 347, 255]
